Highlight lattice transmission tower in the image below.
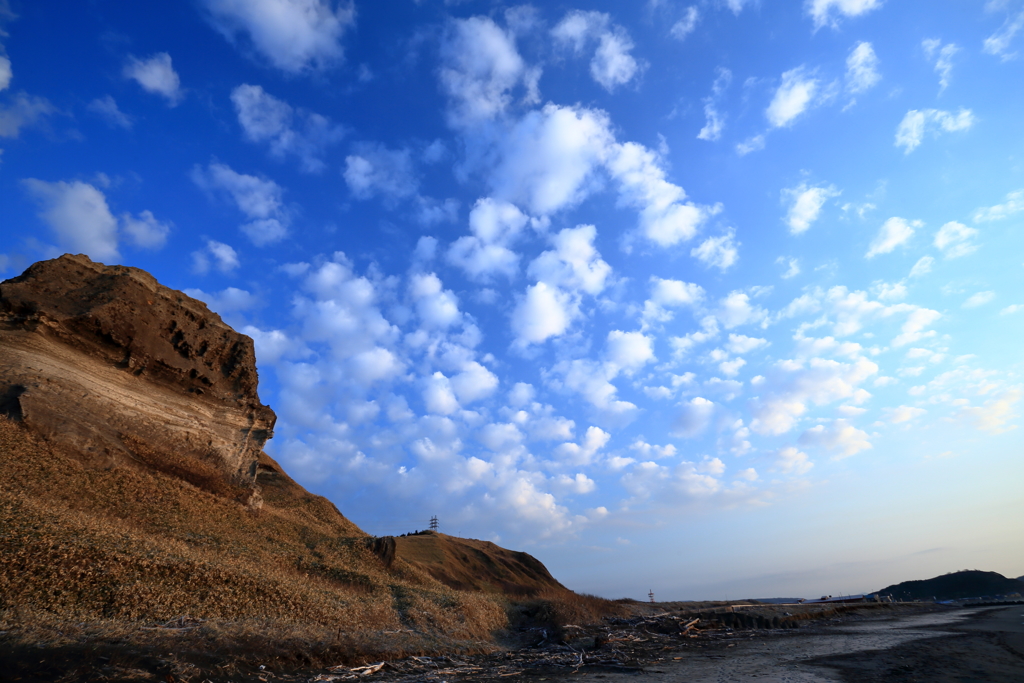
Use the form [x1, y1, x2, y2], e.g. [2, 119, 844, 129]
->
[429, 515, 438, 532]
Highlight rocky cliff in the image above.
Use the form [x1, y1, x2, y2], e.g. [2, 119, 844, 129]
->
[0, 254, 275, 501]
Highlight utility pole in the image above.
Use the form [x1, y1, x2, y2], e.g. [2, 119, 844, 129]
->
[429, 515, 438, 532]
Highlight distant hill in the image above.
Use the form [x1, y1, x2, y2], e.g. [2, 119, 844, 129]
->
[877, 570, 1024, 602]
[395, 531, 566, 596]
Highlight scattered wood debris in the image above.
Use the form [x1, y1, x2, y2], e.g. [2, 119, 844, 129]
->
[303, 606, 831, 683]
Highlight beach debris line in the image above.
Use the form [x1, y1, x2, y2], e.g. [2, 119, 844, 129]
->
[303, 604, 888, 683]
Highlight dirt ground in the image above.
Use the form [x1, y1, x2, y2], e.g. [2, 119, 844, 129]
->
[4, 603, 1022, 682]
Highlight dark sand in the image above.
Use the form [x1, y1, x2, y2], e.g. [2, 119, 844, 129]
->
[577, 605, 1024, 683]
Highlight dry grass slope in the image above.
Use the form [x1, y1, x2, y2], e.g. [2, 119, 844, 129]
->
[0, 417, 631, 679]
[0, 418, 508, 668]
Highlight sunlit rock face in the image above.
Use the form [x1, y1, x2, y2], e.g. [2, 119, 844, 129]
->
[0, 254, 276, 492]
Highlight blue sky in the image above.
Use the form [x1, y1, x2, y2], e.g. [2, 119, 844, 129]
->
[2, 0, 1023, 600]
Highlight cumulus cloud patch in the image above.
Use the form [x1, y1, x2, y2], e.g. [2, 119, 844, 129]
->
[22, 179, 171, 261]
[87, 96, 132, 129]
[123, 53, 183, 105]
[866, 217, 920, 258]
[934, 221, 978, 258]
[203, 0, 354, 73]
[895, 108, 974, 153]
[806, 0, 883, 31]
[845, 41, 880, 95]
[232, 84, 344, 172]
[551, 10, 643, 91]
[766, 66, 820, 128]
[191, 161, 290, 245]
[798, 418, 872, 458]
[783, 182, 841, 234]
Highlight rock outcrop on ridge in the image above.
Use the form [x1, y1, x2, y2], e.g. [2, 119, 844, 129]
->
[0, 254, 275, 499]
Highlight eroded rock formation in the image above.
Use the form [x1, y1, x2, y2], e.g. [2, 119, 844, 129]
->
[0, 254, 275, 498]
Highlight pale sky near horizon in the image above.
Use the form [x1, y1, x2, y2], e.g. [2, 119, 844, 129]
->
[1, 0, 1023, 600]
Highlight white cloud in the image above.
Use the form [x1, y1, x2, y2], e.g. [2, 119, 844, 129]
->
[87, 96, 132, 129]
[766, 66, 819, 128]
[873, 280, 907, 302]
[1001, 304, 1023, 315]
[548, 358, 638, 422]
[845, 41, 880, 96]
[191, 162, 289, 246]
[727, 333, 768, 354]
[934, 221, 978, 258]
[698, 67, 731, 141]
[806, 0, 883, 31]
[591, 31, 641, 92]
[0, 92, 55, 138]
[528, 224, 611, 295]
[798, 418, 871, 458]
[909, 256, 934, 278]
[0, 53, 9, 92]
[120, 210, 170, 249]
[232, 84, 344, 173]
[922, 39, 959, 93]
[609, 141, 716, 248]
[21, 179, 171, 261]
[963, 291, 995, 308]
[778, 256, 801, 279]
[22, 179, 120, 261]
[783, 182, 840, 234]
[895, 108, 974, 154]
[606, 330, 655, 374]
[775, 446, 812, 475]
[123, 53, 183, 105]
[954, 389, 1021, 434]
[441, 33, 712, 251]
[749, 356, 878, 435]
[866, 217, 920, 258]
[409, 272, 461, 329]
[719, 357, 747, 377]
[670, 6, 700, 41]
[450, 361, 499, 405]
[973, 189, 1024, 222]
[555, 426, 610, 466]
[439, 16, 531, 128]
[447, 197, 529, 281]
[673, 397, 715, 437]
[344, 143, 417, 202]
[202, 0, 354, 73]
[423, 372, 460, 415]
[511, 281, 573, 346]
[983, 8, 1024, 60]
[489, 104, 612, 215]
[736, 134, 765, 156]
[737, 467, 758, 481]
[184, 286, 259, 314]
[192, 239, 240, 274]
[551, 10, 642, 91]
[691, 229, 738, 270]
[553, 473, 596, 495]
[717, 291, 768, 329]
[884, 405, 926, 424]
[642, 276, 705, 325]
[630, 438, 677, 460]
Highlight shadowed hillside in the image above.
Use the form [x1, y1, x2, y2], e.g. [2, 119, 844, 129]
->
[876, 570, 1024, 602]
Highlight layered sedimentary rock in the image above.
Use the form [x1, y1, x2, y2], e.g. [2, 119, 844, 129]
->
[0, 254, 275, 496]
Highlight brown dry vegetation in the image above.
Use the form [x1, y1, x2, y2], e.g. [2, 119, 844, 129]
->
[0, 417, 632, 679]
